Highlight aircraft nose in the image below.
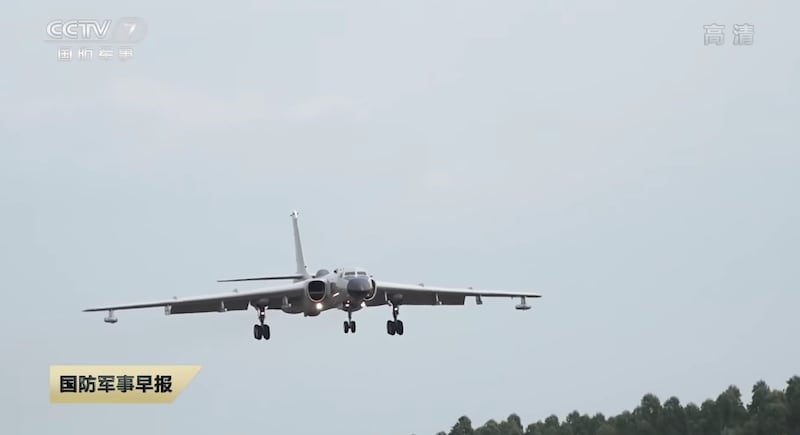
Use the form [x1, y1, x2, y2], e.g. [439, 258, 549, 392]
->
[347, 278, 371, 295]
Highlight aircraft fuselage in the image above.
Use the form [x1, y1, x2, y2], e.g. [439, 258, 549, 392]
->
[294, 268, 378, 317]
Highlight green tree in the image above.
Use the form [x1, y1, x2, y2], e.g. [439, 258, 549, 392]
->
[475, 419, 501, 435]
[760, 390, 789, 435]
[499, 414, 523, 435]
[745, 380, 790, 435]
[565, 411, 592, 435]
[684, 402, 702, 435]
[633, 419, 655, 435]
[716, 385, 747, 432]
[609, 410, 636, 435]
[662, 396, 687, 435]
[541, 415, 560, 435]
[786, 376, 800, 435]
[588, 413, 606, 434]
[524, 421, 545, 435]
[748, 380, 771, 417]
[634, 393, 662, 434]
[543, 415, 559, 428]
[436, 375, 800, 435]
[595, 423, 617, 435]
[449, 416, 475, 435]
[699, 399, 721, 435]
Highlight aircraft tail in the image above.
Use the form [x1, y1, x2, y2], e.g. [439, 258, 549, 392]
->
[290, 210, 311, 279]
[216, 211, 311, 283]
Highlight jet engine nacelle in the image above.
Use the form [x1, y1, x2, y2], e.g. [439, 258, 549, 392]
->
[305, 280, 327, 302]
[364, 279, 378, 302]
[302, 280, 329, 316]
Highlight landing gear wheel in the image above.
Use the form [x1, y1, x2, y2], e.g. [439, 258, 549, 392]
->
[343, 306, 356, 334]
[386, 320, 396, 336]
[254, 306, 269, 340]
[387, 303, 402, 336]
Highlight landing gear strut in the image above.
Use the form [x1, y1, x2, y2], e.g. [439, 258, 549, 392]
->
[253, 306, 270, 340]
[343, 305, 356, 334]
[386, 304, 404, 336]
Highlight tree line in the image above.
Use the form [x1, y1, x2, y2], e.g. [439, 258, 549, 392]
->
[436, 376, 800, 435]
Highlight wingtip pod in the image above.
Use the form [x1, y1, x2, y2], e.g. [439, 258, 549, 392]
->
[515, 295, 533, 310]
[103, 309, 118, 323]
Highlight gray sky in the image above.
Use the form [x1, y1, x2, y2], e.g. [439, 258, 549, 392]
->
[1, 1, 798, 434]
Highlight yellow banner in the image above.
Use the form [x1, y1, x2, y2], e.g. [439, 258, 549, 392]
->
[50, 365, 201, 404]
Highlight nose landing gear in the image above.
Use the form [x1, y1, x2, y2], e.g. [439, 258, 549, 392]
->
[343, 304, 356, 334]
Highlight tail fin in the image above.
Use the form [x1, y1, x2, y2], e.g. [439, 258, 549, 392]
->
[216, 211, 311, 283]
[290, 210, 311, 279]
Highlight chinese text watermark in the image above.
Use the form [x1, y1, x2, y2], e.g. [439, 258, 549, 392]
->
[703, 23, 754, 46]
[45, 17, 147, 62]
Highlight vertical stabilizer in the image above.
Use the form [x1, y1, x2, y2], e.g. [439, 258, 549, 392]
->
[290, 211, 310, 279]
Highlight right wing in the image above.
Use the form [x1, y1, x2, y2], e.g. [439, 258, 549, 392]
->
[369, 280, 542, 307]
[83, 281, 308, 315]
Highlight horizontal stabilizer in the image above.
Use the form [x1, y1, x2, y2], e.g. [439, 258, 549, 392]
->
[217, 275, 305, 283]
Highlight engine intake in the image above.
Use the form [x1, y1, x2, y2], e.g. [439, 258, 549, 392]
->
[306, 280, 327, 302]
[365, 279, 377, 301]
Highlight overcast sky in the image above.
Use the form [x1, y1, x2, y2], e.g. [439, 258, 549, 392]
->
[1, 1, 798, 434]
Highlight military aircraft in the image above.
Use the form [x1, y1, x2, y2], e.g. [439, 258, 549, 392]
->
[84, 211, 542, 340]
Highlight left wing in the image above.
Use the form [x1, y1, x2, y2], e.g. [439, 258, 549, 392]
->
[370, 280, 542, 308]
[84, 281, 307, 317]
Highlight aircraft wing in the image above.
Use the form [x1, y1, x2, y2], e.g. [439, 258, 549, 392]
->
[83, 281, 308, 315]
[372, 280, 542, 307]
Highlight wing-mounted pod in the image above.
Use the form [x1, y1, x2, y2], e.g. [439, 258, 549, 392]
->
[103, 310, 118, 324]
[280, 295, 303, 314]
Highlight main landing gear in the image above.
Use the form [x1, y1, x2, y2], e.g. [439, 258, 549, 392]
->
[343, 306, 356, 334]
[253, 306, 271, 340]
[386, 304, 404, 336]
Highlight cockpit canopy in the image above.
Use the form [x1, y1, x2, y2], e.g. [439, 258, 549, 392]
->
[337, 267, 370, 280]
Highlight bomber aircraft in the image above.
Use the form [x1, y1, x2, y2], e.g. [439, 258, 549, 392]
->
[85, 211, 542, 340]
